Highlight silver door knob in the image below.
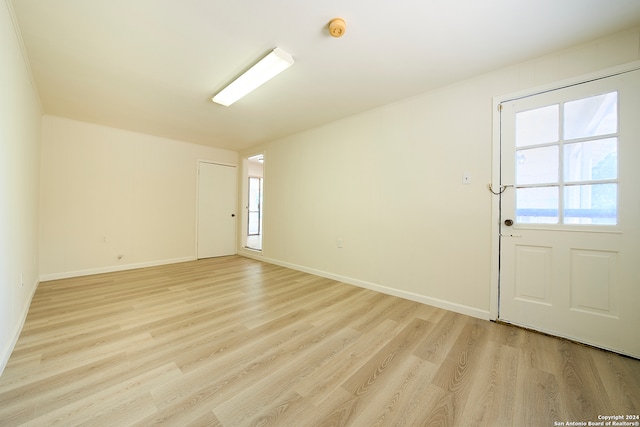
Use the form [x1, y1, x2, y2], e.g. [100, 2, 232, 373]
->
[504, 219, 513, 226]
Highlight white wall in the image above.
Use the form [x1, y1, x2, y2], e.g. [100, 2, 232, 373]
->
[0, 0, 42, 373]
[248, 159, 264, 178]
[240, 28, 640, 319]
[39, 116, 237, 279]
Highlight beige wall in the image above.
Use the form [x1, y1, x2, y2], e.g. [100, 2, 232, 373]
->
[248, 159, 264, 178]
[240, 28, 640, 318]
[39, 116, 238, 279]
[0, 1, 42, 371]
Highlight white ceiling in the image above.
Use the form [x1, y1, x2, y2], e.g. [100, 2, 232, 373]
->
[11, 0, 640, 151]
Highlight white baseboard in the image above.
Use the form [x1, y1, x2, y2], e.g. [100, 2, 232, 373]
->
[238, 252, 491, 321]
[0, 278, 40, 376]
[39, 256, 197, 282]
[237, 247, 263, 260]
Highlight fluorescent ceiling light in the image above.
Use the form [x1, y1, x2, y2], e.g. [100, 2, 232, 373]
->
[212, 48, 294, 107]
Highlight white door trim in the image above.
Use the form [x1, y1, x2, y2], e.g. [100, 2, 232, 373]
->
[489, 60, 640, 321]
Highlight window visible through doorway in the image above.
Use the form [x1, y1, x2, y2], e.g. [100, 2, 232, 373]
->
[515, 91, 618, 225]
[246, 154, 263, 251]
[248, 177, 262, 236]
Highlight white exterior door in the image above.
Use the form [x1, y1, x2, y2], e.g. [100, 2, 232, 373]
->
[499, 69, 640, 358]
[197, 162, 237, 258]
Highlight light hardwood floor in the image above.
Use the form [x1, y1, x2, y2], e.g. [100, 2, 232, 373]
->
[0, 256, 638, 426]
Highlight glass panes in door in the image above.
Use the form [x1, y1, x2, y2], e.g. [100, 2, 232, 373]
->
[514, 91, 618, 225]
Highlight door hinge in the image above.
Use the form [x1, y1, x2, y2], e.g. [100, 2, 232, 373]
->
[497, 104, 503, 112]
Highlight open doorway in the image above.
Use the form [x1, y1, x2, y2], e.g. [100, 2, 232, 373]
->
[245, 154, 263, 251]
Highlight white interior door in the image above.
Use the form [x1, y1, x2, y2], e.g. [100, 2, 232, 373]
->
[197, 162, 237, 258]
[499, 69, 640, 358]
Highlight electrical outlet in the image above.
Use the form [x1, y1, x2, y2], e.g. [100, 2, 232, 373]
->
[337, 238, 343, 248]
[462, 172, 472, 184]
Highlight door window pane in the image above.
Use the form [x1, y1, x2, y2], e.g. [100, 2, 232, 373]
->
[564, 138, 617, 182]
[516, 187, 559, 224]
[564, 92, 617, 140]
[516, 146, 559, 185]
[564, 184, 617, 225]
[516, 104, 559, 147]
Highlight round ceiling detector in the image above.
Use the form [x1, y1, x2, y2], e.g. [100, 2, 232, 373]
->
[328, 18, 346, 38]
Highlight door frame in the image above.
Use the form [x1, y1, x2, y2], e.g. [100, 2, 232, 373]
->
[489, 60, 640, 321]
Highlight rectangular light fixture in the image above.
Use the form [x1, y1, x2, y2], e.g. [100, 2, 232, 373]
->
[212, 48, 294, 107]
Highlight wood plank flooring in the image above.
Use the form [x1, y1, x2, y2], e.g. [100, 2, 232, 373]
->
[0, 256, 638, 426]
